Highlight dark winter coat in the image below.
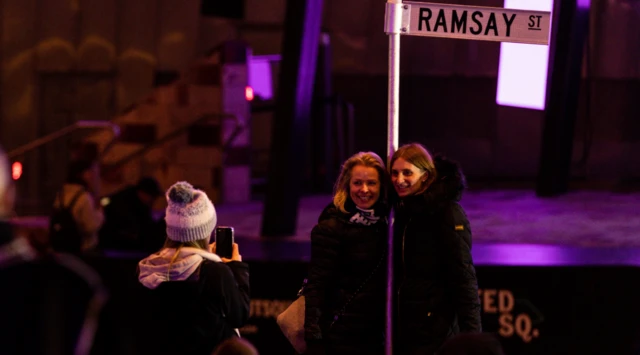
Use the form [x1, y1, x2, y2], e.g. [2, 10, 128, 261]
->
[393, 155, 482, 355]
[139, 259, 250, 355]
[0, 221, 108, 355]
[304, 201, 388, 354]
[99, 185, 163, 252]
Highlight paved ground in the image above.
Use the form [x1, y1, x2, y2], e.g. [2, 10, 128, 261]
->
[14, 189, 640, 264]
[215, 190, 640, 248]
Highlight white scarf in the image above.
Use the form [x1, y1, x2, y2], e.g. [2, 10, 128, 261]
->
[349, 206, 380, 226]
[138, 247, 222, 289]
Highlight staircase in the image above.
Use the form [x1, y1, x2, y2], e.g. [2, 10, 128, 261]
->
[85, 41, 253, 208]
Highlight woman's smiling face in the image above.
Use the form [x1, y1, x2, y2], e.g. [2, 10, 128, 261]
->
[349, 165, 380, 209]
[391, 157, 427, 198]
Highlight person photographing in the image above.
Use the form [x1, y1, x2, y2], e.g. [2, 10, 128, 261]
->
[137, 181, 250, 355]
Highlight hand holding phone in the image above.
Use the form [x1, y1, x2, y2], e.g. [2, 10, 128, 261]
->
[210, 242, 242, 262]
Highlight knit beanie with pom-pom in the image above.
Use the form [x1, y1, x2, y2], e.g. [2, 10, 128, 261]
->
[164, 181, 217, 242]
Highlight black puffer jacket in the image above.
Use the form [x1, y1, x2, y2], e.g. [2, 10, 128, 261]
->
[304, 201, 388, 354]
[138, 259, 250, 355]
[393, 155, 482, 355]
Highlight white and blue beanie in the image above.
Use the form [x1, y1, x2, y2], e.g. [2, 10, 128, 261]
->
[165, 181, 217, 242]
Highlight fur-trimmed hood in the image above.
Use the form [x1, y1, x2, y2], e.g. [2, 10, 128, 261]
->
[398, 154, 467, 213]
[429, 153, 467, 202]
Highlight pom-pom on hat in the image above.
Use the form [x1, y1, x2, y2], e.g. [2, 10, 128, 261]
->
[165, 181, 217, 243]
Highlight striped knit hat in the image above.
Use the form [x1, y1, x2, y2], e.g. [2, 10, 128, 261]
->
[165, 181, 217, 243]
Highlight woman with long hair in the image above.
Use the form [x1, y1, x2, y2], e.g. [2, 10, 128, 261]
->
[390, 143, 482, 354]
[304, 151, 389, 354]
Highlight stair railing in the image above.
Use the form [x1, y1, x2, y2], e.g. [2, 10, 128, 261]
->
[103, 112, 242, 173]
[7, 121, 120, 159]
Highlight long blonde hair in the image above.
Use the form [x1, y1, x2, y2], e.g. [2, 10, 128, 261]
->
[163, 238, 210, 251]
[333, 151, 387, 213]
[163, 238, 210, 281]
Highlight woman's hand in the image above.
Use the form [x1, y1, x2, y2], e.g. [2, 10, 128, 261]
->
[210, 242, 242, 262]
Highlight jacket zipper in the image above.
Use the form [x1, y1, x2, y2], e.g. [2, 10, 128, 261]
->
[402, 221, 408, 267]
[397, 218, 410, 331]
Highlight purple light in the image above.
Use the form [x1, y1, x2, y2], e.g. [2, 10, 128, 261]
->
[474, 244, 570, 266]
[496, 0, 553, 110]
[577, 0, 591, 9]
[248, 55, 280, 101]
[473, 243, 640, 267]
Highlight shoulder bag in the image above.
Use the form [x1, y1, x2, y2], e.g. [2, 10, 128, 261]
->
[277, 250, 386, 353]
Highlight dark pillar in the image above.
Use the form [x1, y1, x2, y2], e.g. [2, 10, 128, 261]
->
[311, 33, 334, 194]
[536, 0, 590, 197]
[261, 0, 323, 237]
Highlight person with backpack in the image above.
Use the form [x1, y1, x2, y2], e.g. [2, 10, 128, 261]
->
[50, 158, 104, 253]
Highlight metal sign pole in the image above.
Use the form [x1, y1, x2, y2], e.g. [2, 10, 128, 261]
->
[385, 0, 402, 161]
[384, 1, 403, 353]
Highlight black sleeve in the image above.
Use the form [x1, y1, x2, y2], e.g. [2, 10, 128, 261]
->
[214, 261, 251, 328]
[304, 219, 341, 341]
[440, 202, 482, 332]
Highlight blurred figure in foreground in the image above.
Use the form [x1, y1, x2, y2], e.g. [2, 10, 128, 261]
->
[436, 333, 505, 355]
[212, 337, 259, 355]
[0, 144, 108, 355]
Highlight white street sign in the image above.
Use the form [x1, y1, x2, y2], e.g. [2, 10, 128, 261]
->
[393, 2, 551, 45]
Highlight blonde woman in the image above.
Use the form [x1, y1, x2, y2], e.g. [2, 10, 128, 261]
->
[304, 152, 389, 355]
[137, 181, 250, 355]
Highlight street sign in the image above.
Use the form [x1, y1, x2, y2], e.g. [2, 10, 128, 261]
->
[389, 2, 551, 45]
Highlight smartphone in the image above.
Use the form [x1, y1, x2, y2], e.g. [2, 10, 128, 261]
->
[215, 226, 234, 259]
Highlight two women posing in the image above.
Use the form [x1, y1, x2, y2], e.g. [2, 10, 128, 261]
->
[303, 143, 482, 355]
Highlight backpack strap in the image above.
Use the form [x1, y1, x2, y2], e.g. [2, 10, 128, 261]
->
[55, 188, 86, 212]
[329, 246, 387, 329]
[66, 189, 85, 211]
